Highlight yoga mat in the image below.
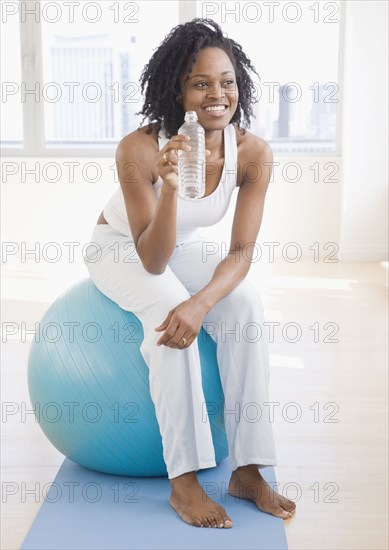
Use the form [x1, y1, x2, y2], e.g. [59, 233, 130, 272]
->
[21, 458, 288, 550]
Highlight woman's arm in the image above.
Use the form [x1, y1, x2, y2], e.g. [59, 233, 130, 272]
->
[193, 137, 274, 313]
[155, 136, 274, 349]
[116, 132, 190, 274]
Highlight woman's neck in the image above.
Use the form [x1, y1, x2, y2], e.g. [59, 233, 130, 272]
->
[205, 128, 225, 159]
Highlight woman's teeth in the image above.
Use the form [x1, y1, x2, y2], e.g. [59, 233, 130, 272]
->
[205, 106, 227, 112]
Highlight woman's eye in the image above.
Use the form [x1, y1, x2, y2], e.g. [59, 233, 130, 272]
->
[195, 80, 235, 88]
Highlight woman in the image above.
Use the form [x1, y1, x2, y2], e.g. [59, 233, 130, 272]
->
[84, 18, 296, 528]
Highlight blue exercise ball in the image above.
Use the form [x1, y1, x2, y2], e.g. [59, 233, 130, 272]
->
[28, 278, 227, 477]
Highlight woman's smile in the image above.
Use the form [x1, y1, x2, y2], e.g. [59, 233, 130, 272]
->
[202, 105, 229, 117]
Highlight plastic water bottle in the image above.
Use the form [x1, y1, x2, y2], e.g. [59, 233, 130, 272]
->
[177, 111, 205, 199]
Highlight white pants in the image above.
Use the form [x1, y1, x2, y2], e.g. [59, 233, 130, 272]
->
[83, 224, 277, 479]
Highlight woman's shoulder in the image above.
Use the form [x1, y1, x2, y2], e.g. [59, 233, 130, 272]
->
[233, 123, 272, 160]
[117, 122, 159, 152]
[233, 124, 273, 187]
[115, 123, 161, 184]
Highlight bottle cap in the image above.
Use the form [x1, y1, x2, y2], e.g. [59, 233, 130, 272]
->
[184, 111, 198, 122]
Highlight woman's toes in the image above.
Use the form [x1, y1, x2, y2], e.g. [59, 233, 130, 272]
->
[267, 505, 291, 519]
[213, 514, 223, 528]
[206, 514, 215, 528]
[198, 517, 206, 527]
[281, 498, 296, 512]
[223, 516, 233, 528]
[216, 514, 224, 529]
[214, 513, 223, 528]
[203, 515, 212, 528]
[193, 516, 203, 527]
[213, 514, 222, 528]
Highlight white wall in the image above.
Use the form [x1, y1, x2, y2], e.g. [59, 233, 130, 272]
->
[1, 159, 118, 283]
[339, 0, 388, 261]
[1, 155, 342, 274]
[1, 0, 388, 271]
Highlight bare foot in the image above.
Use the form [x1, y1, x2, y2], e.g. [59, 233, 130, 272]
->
[169, 471, 233, 528]
[228, 465, 296, 519]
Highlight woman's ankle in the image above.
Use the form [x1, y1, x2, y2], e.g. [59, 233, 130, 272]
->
[169, 470, 198, 489]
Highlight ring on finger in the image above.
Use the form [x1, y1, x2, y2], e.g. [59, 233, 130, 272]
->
[181, 337, 188, 346]
[163, 152, 169, 164]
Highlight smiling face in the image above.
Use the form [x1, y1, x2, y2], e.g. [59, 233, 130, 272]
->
[178, 47, 239, 130]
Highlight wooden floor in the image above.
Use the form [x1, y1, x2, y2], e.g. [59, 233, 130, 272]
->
[1, 258, 388, 549]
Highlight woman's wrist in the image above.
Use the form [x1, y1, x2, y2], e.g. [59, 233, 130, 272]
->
[161, 180, 179, 196]
[190, 292, 214, 315]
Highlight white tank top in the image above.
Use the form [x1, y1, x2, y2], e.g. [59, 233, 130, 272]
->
[103, 122, 238, 243]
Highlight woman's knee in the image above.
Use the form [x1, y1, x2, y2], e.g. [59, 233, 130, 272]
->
[223, 279, 264, 311]
[150, 285, 192, 314]
[84, 254, 191, 321]
[203, 279, 265, 340]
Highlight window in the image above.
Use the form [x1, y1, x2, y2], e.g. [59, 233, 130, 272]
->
[1, 0, 179, 155]
[196, 0, 341, 153]
[40, 1, 179, 149]
[1, 0, 341, 155]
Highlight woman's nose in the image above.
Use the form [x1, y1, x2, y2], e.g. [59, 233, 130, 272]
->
[206, 83, 225, 99]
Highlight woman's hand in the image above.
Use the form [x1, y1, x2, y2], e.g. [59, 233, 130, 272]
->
[154, 297, 208, 349]
[157, 134, 210, 192]
[157, 134, 190, 192]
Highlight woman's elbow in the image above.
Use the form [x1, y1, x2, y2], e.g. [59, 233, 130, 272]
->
[147, 266, 167, 276]
[141, 258, 167, 275]
[135, 244, 166, 275]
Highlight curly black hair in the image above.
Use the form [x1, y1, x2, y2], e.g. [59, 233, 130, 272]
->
[135, 18, 260, 138]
